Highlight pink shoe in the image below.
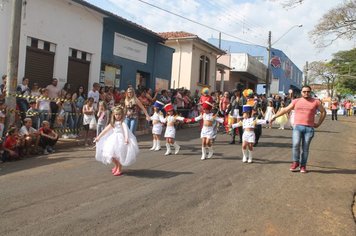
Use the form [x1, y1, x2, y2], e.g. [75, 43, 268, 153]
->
[113, 170, 123, 176]
[111, 167, 117, 174]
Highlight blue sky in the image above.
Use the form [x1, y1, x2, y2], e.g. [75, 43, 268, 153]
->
[86, 0, 354, 69]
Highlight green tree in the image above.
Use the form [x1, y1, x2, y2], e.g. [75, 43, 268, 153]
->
[309, 1, 356, 48]
[330, 48, 356, 94]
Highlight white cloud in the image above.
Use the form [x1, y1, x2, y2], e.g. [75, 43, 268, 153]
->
[88, 0, 355, 69]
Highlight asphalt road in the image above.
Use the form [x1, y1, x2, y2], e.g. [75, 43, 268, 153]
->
[1, 117, 355, 236]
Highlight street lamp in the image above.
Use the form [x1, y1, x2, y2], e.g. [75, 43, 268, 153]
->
[265, 24, 303, 96]
[272, 24, 303, 46]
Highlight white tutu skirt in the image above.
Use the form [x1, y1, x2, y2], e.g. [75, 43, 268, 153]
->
[95, 127, 139, 166]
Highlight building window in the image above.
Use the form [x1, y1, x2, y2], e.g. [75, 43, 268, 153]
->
[199, 55, 210, 85]
[43, 41, 50, 51]
[71, 49, 77, 58]
[31, 38, 38, 48]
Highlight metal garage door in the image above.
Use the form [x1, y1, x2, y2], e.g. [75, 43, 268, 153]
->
[67, 57, 90, 94]
[24, 47, 55, 88]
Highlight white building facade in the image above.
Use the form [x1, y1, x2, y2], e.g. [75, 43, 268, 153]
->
[0, 0, 103, 91]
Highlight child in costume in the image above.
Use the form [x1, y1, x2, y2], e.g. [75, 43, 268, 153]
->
[149, 101, 165, 151]
[163, 103, 187, 156]
[276, 101, 288, 129]
[94, 106, 139, 176]
[189, 101, 224, 160]
[264, 100, 275, 128]
[230, 105, 269, 163]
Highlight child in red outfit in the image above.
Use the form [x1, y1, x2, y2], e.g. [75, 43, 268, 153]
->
[2, 127, 22, 161]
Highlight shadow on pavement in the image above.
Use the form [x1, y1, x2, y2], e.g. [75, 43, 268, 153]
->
[262, 135, 292, 139]
[0, 156, 69, 176]
[125, 169, 193, 179]
[307, 165, 356, 175]
[252, 142, 292, 148]
[314, 130, 340, 133]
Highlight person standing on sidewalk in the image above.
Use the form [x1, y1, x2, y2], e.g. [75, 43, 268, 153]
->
[46, 78, 61, 128]
[271, 85, 326, 173]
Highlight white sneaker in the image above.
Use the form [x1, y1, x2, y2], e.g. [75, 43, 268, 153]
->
[43, 150, 49, 155]
[247, 158, 253, 163]
[62, 134, 69, 139]
[201, 156, 206, 160]
[242, 156, 247, 163]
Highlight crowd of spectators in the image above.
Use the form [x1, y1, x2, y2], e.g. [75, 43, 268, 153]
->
[1, 74, 354, 162]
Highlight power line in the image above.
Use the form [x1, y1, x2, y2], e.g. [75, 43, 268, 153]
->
[136, 0, 265, 46]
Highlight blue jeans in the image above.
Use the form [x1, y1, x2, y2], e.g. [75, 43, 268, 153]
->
[292, 125, 315, 166]
[125, 117, 137, 134]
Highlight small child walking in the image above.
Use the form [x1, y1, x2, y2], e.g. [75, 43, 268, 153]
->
[189, 101, 224, 160]
[94, 106, 139, 176]
[149, 101, 165, 151]
[264, 100, 275, 129]
[231, 105, 269, 163]
[163, 103, 187, 156]
[276, 101, 288, 130]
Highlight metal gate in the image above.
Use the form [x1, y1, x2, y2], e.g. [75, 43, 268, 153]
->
[24, 47, 55, 88]
[67, 57, 90, 93]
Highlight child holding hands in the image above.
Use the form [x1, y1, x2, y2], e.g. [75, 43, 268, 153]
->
[230, 105, 269, 163]
[149, 101, 165, 151]
[188, 101, 224, 160]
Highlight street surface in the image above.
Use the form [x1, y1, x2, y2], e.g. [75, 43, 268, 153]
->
[1, 117, 355, 236]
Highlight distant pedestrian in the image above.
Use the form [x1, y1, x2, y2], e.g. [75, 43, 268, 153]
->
[331, 98, 338, 121]
[94, 106, 139, 176]
[271, 85, 326, 173]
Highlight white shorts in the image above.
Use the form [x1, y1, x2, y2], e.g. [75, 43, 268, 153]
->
[242, 130, 256, 143]
[164, 126, 176, 138]
[201, 126, 214, 139]
[152, 123, 163, 135]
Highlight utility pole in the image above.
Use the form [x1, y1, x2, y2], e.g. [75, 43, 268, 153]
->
[265, 31, 271, 96]
[218, 32, 225, 92]
[304, 61, 309, 85]
[6, 0, 22, 127]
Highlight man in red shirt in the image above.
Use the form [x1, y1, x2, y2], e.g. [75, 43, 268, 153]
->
[271, 85, 326, 173]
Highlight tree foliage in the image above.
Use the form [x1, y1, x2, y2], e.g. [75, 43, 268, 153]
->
[309, 1, 356, 48]
[307, 61, 338, 97]
[308, 48, 356, 97]
[330, 48, 356, 94]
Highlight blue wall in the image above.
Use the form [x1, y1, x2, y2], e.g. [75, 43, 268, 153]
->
[209, 38, 302, 94]
[101, 17, 173, 90]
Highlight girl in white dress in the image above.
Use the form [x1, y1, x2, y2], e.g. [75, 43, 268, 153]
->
[264, 100, 275, 128]
[163, 103, 186, 156]
[231, 105, 269, 163]
[189, 101, 224, 160]
[94, 106, 139, 176]
[149, 101, 165, 151]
